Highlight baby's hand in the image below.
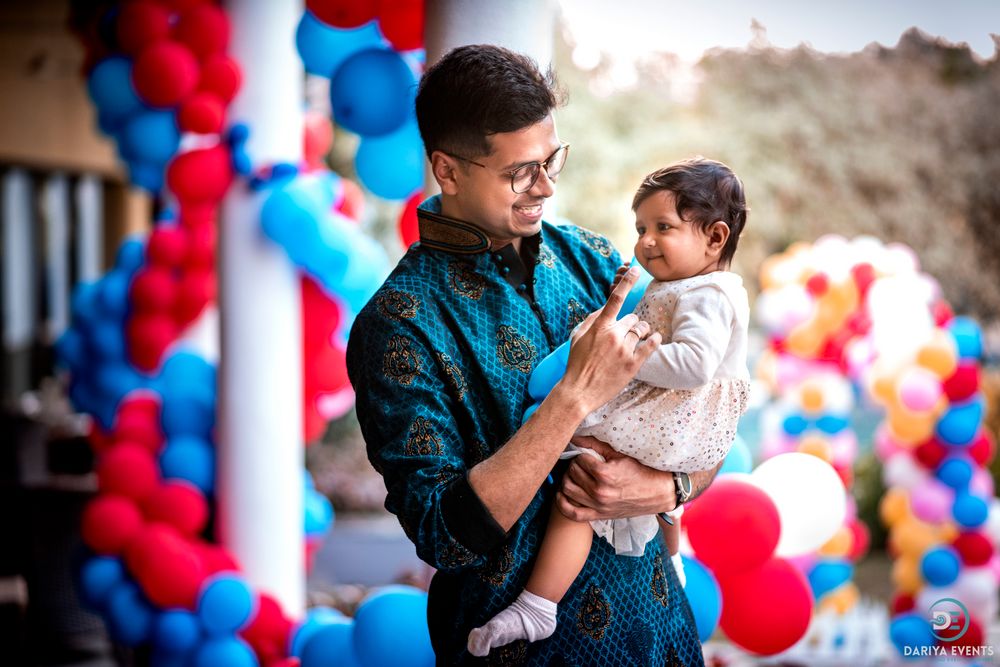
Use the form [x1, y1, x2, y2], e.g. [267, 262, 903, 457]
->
[609, 263, 631, 295]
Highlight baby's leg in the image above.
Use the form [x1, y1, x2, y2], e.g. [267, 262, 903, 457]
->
[468, 503, 593, 656]
[658, 513, 686, 588]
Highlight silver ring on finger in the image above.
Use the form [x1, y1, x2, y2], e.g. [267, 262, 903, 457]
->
[625, 327, 641, 340]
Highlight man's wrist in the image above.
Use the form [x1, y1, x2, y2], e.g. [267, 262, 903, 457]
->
[547, 381, 590, 425]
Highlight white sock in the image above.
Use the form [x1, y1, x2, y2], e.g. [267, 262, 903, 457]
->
[467, 590, 558, 657]
[671, 552, 687, 588]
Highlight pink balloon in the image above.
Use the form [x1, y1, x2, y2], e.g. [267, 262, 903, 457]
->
[910, 477, 954, 523]
[874, 424, 904, 460]
[970, 468, 995, 497]
[898, 368, 942, 412]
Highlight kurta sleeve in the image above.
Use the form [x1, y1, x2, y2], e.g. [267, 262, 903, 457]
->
[634, 284, 736, 390]
[346, 312, 506, 572]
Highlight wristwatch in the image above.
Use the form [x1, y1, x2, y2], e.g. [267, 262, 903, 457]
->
[673, 471, 693, 507]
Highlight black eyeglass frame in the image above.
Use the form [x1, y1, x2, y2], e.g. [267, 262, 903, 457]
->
[445, 143, 570, 194]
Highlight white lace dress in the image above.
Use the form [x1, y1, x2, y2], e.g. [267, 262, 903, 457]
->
[565, 271, 751, 556]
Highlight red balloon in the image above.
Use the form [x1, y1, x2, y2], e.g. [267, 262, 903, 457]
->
[953, 531, 994, 566]
[718, 557, 813, 655]
[198, 54, 242, 103]
[949, 616, 984, 650]
[303, 111, 334, 170]
[306, 344, 348, 394]
[847, 519, 870, 561]
[87, 421, 114, 455]
[890, 592, 915, 614]
[301, 276, 342, 350]
[82, 495, 144, 555]
[805, 272, 829, 297]
[195, 542, 240, 575]
[130, 267, 177, 314]
[307, 0, 378, 28]
[148, 225, 188, 267]
[173, 4, 230, 60]
[335, 178, 365, 222]
[167, 145, 233, 204]
[113, 418, 164, 456]
[117, 1, 172, 56]
[932, 300, 954, 327]
[378, 0, 424, 51]
[851, 262, 876, 296]
[179, 91, 226, 134]
[184, 220, 217, 268]
[97, 443, 160, 501]
[914, 437, 948, 470]
[127, 313, 178, 371]
[129, 525, 207, 609]
[968, 431, 995, 466]
[942, 363, 979, 402]
[685, 478, 780, 575]
[241, 593, 293, 665]
[124, 522, 183, 577]
[398, 190, 421, 247]
[303, 399, 327, 444]
[173, 269, 216, 325]
[143, 480, 209, 536]
[132, 40, 201, 108]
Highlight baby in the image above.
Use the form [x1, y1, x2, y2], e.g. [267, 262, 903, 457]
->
[469, 157, 751, 657]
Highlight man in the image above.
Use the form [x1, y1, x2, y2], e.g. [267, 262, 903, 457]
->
[346, 45, 718, 665]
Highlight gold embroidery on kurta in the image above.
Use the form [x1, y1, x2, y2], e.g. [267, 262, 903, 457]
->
[375, 289, 420, 320]
[651, 553, 669, 606]
[405, 417, 442, 456]
[435, 351, 467, 400]
[576, 228, 614, 258]
[383, 334, 421, 385]
[447, 261, 487, 300]
[479, 545, 514, 586]
[567, 298, 588, 329]
[496, 325, 536, 374]
[538, 244, 556, 268]
[576, 584, 612, 640]
[439, 536, 477, 569]
[487, 640, 526, 666]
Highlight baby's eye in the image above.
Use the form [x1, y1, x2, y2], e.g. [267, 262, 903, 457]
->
[635, 227, 645, 235]
[658, 223, 670, 232]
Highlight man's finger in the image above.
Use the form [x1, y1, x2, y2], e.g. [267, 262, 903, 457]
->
[561, 474, 596, 509]
[596, 266, 639, 325]
[633, 331, 663, 363]
[566, 459, 599, 494]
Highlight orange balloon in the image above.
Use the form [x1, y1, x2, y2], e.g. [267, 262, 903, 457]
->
[879, 487, 911, 527]
[787, 321, 824, 357]
[916, 330, 958, 379]
[818, 525, 853, 557]
[800, 381, 825, 414]
[891, 556, 923, 594]
[819, 582, 859, 614]
[891, 517, 940, 558]
[798, 434, 834, 463]
[886, 405, 936, 445]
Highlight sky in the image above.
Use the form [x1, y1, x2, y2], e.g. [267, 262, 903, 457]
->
[558, 0, 1000, 68]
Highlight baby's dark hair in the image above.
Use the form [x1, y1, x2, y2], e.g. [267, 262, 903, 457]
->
[632, 157, 748, 267]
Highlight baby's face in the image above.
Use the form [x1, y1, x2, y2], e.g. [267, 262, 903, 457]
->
[633, 190, 715, 282]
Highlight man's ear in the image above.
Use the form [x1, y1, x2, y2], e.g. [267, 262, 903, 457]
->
[430, 151, 461, 196]
[706, 221, 730, 258]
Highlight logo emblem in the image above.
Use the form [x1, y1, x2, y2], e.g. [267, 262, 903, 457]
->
[929, 598, 970, 642]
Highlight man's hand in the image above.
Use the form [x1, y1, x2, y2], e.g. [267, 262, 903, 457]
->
[556, 436, 676, 522]
[557, 267, 661, 417]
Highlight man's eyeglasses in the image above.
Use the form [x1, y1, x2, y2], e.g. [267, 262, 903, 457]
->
[447, 143, 570, 194]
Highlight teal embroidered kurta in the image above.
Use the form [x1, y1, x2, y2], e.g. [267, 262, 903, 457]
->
[346, 197, 704, 666]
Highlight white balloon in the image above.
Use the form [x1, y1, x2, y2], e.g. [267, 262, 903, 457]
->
[749, 452, 847, 557]
[984, 499, 1000, 546]
[882, 453, 928, 491]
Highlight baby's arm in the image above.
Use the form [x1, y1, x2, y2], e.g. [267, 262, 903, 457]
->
[635, 285, 735, 390]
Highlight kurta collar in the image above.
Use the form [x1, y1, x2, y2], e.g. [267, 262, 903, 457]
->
[416, 195, 492, 254]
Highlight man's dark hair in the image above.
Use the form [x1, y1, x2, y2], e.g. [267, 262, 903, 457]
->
[415, 44, 565, 160]
[632, 157, 749, 267]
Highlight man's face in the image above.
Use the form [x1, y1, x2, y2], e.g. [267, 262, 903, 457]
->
[444, 114, 562, 249]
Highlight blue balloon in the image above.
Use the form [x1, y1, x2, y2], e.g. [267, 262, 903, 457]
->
[305, 488, 335, 536]
[353, 586, 435, 667]
[949, 316, 982, 360]
[336, 231, 391, 313]
[128, 160, 165, 193]
[55, 328, 87, 371]
[937, 456, 973, 490]
[953, 492, 988, 528]
[69, 379, 100, 417]
[527, 340, 571, 401]
[521, 401, 540, 424]
[782, 414, 809, 436]
[816, 414, 850, 435]
[680, 555, 721, 642]
[115, 237, 146, 275]
[90, 321, 126, 360]
[71, 281, 102, 328]
[301, 618, 361, 667]
[120, 110, 180, 164]
[78, 556, 125, 610]
[94, 362, 142, 403]
[162, 392, 215, 439]
[161, 352, 217, 391]
[160, 436, 216, 494]
[106, 580, 155, 647]
[719, 435, 753, 475]
[296, 13, 386, 77]
[920, 546, 960, 587]
[87, 57, 143, 121]
[290, 607, 346, 658]
[154, 609, 202, 655]
[330, 48, 417, 137]
[807, 559, 854, 600]
[197, 574, 256, 636]
[889, 612, 935, 657]
[192, 637, 257, 667]
[98, 270, 131, 320]
[620, 258, 654, 317]
[355, 120, 425, 200]
[935, 397, 984, 446]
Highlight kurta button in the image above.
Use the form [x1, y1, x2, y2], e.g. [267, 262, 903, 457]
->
[502, 266, 510, 275]
[517, 283, 526, 291]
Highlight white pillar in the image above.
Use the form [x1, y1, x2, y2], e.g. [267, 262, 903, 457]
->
[43, 173, 70, 341]
[3, 169, 34, 351]
[219, 0, 305, 613]
[75, 175, 103, 283]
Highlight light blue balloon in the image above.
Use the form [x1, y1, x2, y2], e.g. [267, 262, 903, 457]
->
[816, 414, 850, 435]
[619, 258, 653, 318]
[782, 414, 809, 436]
[680, 555, 721, 642]
[106, 580, 155, 647]
[521, 401, 540, 425]
[120, 110, 180, 164]
[197, 574, 256, 636]
[527, 340, 571, 401]
[719, 435, 752, 475]
[305, 488, 335, 536]
[192, 636, 257, 667]
[87, 57, 143, 120]
[115, 237, 146, 275]
[953, 492, 988, 528]
[78, 556, 125, 610]
[153, 609, 202, 654]
[330, 48, 417, 137]
[162, 391, 215, 439]
[355, 120, 425, 201]
[935, 396, 984, 446]
[920, 546, 961, 587]
[353, 586, 434, 667]
[949, 316, 982, 360]
[301, 618, 360, 667]
[295, 13, 386, 77]
[807, 559, 854, 600]
[889, 612, 935, 657]
[161, 351, 217, 393]
[937, 456, 973, 490]
[160, 436, 216, 494]
[290, 607, 346, 658]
